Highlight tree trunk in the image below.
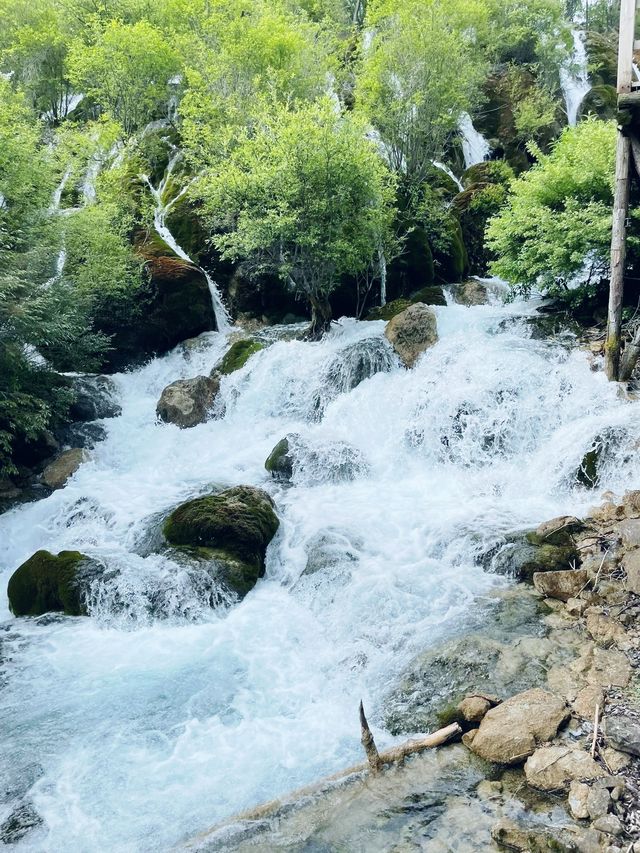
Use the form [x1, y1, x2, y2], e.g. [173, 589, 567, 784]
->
[306, 293, 332, 340]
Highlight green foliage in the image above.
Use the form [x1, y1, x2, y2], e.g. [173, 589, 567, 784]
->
[480, 0, 571, 73]
[198, 99, 396, 324]
[486, 119, 616, 295]
[68, 20, 181, 133]
[357, 0, 487, 183]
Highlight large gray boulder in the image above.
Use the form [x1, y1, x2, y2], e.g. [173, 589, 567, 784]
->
[463, 688, 569, 765]
[156, 375, 220, 428]
[384, 303, 438, 368]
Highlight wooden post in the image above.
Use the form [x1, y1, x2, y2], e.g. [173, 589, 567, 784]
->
[605, 0, 636, 380]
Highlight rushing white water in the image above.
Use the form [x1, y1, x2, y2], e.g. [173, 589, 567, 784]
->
[560, 30, 591, 127]
[458, 112, 491, 170]
[432, 160, 464, 192]
[142, 152, 231, 330]
[2, 296, 640, 852]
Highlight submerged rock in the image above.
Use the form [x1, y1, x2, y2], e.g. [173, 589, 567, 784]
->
[69, 375, 121, 421]
[156, 375, 220, 428]
[42, 448, 87, 490]
[463, 688, 569, 765]
[7, 550, 100, 617]
[163, 486, 279, 596]
[384, 302, 438, 368]
[215, 339, 264, 375]
[264, 435, 369, 484]
[0, 801, 43, 845]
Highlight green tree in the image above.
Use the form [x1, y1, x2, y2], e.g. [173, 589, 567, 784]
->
[486, 118, 616, 295]
[68, 20, 180, 134]
[356, 0, 487, 184]
[198, 99, 396, 337]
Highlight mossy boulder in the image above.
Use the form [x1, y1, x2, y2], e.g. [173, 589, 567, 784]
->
[365, 299, 412, 321]
[578, 85, 617, 121]
[265, 436, 296, 481]
[163, 486, 279, 596]
[7, 550, 98, 616]
[216, 339, 265, 375]
[365, 287, 445, 321]
[488, 531, 579, 582]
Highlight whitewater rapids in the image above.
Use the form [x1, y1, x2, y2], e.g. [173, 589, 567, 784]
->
[1, 293, 640, 851]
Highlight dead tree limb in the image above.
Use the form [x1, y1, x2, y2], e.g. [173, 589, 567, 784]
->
[359, 701, 382, 773]
[619, 322, 640, 381]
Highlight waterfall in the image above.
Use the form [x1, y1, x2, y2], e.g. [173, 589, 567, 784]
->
[378, 246, 387, 306]
[142, 151, 231, 331]
[2, 296, 640, 851]
[560, 30, 591, 127]
[432, 160, 464, 192]
[459, 112, 491, 170]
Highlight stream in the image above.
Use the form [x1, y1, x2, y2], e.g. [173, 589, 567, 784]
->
[2, 292, 640, 851]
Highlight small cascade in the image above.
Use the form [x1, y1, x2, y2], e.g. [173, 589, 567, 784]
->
[432, 160, 464, 192]
[142, 151, 231, 331]
[560, 30, 591, 127]
[458, 112, 491, 170]
[44, 168, 72, 286]
[49, 167, 71, 213]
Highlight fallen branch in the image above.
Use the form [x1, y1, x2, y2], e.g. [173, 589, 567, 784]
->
[360, 701, 381, 773]
[591, 703, 600, 758]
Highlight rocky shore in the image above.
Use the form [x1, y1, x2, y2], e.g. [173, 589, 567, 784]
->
[187, 491, 640, 852]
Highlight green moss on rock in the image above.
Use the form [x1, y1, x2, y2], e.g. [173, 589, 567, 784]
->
[365, 299, 412, 321]
[217, 340, 265, 375]
[163, 486, 279, 573]
[265, 436, 296, 481]
[7, 550, 91, 616]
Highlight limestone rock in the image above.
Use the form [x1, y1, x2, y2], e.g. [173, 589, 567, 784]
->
[451, 279, 488, 306]
[384, 303, 438, 369]
[533, 569, 587, 602]
[617, 518, 640, 550]
[622, 490, 640, 517]
[458, 695, 492, 722]
[42, 448, 87, 489]
[602, 747, 631, 773]
[566, 597, 588, 617]
[156, 375, 219, 428]
[163, 486, 279, 597]
[535, 516, 583, 547]
[524, 746, 605, 791]
[571, 646, 631, 689]
[464, 688, 569, 765]
[568, 780, 590, 819]
[605, 715, 640, 757]
[622, 549, 640, 594]
[572, 684, 604, 720]
[585, 609, 628, 648]
[592, 814, 622, 836]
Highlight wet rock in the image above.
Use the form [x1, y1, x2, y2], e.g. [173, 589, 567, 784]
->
[7, 550, 100, 617]
[156, 375, 220, 428]
[42, 448, 87, 490]
[490, 818, 575, 852]
[524, 746, 605, 791]
[451, 279, 488, 306]
[317, 337, 396, 401]
[605, 715, 640, 758]
[265, 436, 296, 481]
[365, 298, 411, 322]
[384, 303, 438, 368]
[69, 375, 121, 421]
[533, 569, 587, 602]
[458, 695, 493, 723]
[0, 801, 42, 844]
[488, 530, 579, 581]
[463, 688, 569, 765]
[163, 486, 279, 597]
[56, 421, 107, 450]
[535, 516, 584, 547]
[215, 339, 264, 375]
[264, 435, 369, 485]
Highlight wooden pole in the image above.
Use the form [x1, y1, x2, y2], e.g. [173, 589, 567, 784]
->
[605, 0, 636, 380]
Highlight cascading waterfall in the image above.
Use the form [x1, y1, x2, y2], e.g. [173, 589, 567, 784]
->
[560, 30, 591, 127]
[141, 151, 231, 331]
[2, 293, 640, 851]
[432, 160, 464, 192]
[458, 112, 491, 170]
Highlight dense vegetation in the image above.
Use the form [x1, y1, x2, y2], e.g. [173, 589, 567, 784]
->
[0, 0, 626, 476]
